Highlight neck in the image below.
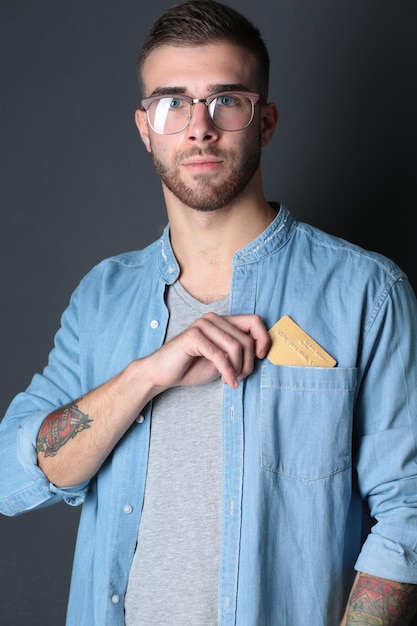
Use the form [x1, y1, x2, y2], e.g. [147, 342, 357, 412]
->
[164, 183, 277, 303]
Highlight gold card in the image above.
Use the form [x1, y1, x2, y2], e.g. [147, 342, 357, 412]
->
[267, 315, 336, 367]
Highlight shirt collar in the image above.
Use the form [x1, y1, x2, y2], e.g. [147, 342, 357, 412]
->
[158, 204, 295, 281]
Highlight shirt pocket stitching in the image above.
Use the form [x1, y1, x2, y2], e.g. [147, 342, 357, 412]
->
[260, 364, 357, 481]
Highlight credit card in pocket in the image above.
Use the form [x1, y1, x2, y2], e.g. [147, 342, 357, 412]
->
[267, 315, 336, 367]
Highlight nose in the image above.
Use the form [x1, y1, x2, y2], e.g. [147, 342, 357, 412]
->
[185, 101, 220, 143]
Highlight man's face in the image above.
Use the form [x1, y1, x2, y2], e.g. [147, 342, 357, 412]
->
[136, 42, 268, 212]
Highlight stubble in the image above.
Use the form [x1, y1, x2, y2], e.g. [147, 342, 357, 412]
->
[149, 141, 261, 212]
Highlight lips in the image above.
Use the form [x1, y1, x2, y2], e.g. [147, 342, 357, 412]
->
[183, 159, 223, 174]
[181, 151, 225, 173]
[184, 157, 222, 165]
[179, 147, 225, 165]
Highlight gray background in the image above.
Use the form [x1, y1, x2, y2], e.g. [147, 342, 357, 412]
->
[1, 1, 416, 624]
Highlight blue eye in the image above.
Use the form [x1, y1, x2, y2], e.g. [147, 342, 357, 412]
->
[218, 94, 237, 107]
[168, 97, 185, 110]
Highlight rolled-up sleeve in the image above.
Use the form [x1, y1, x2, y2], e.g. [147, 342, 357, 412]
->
[0, 282, 89, 516]
[0, 407, 88, 516]
[354, 277, 417, 582]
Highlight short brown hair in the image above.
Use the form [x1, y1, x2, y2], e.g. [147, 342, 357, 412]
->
[137, 0, 270, 99]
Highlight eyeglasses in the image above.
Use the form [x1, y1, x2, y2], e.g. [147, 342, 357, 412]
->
[141, 91, 264, 135]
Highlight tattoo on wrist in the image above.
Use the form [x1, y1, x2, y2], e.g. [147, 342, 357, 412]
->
[346, 574, 417, 625]
[36, 401, 92, 457]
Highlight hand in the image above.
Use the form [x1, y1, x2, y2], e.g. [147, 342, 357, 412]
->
[145, 312, 271, 392]
[34, 313, 270, 487]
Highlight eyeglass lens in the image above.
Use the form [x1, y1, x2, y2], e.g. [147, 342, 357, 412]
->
[148, 93, 254, 134]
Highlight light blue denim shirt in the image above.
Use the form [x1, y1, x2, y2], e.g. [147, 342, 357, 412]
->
[1, 206, 417, 625]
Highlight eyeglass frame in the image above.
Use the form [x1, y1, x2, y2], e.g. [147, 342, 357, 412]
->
[140, 90, 265, 135]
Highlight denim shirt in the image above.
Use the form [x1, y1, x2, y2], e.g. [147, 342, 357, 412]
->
[1, 206, 417, 625]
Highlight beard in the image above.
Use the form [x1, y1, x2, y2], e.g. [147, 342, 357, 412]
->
[149, 140, 262, 212]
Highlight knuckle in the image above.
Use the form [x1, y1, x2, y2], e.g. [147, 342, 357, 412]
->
[201, 311, 219, 323]
[187, 325, 202, 341]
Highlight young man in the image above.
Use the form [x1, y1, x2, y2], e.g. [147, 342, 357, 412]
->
[1, 1, 417, 624]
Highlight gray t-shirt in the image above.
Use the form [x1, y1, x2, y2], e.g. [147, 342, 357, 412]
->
[125, 281, 229, 625]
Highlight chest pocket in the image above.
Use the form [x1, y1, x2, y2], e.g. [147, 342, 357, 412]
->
[260, 364, 357, 481]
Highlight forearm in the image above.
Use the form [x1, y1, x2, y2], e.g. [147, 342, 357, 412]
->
[36, 358, 156, 487]
[36, 312, 270, 488]
[341, 572, 417, 625]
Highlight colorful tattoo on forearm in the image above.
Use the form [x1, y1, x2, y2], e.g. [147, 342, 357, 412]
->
[36, 401, 92, 457]
[346, 574, 417, 625]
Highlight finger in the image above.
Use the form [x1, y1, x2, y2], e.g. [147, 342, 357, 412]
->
[223, 314, 271, 359]
[147, 329, 231, 390]
[198, 312, 270, 363]
[190, 313, 264, 381]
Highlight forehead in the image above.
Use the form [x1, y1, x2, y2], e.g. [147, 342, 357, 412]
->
[141, 42, 259, 95]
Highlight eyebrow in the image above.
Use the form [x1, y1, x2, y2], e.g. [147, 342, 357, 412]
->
[148, 83, 252, 98]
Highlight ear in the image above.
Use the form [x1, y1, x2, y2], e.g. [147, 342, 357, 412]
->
[260, 102, 279, 147]
[135, 109, 152, 152]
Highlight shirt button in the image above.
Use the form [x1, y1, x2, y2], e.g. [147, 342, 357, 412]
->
[135, 414, 145, 424]
[150, 319, 159, 329]
[123, 504, 133, 514]
[111, 594, 120, 604]
[167, 265, 175, 274]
